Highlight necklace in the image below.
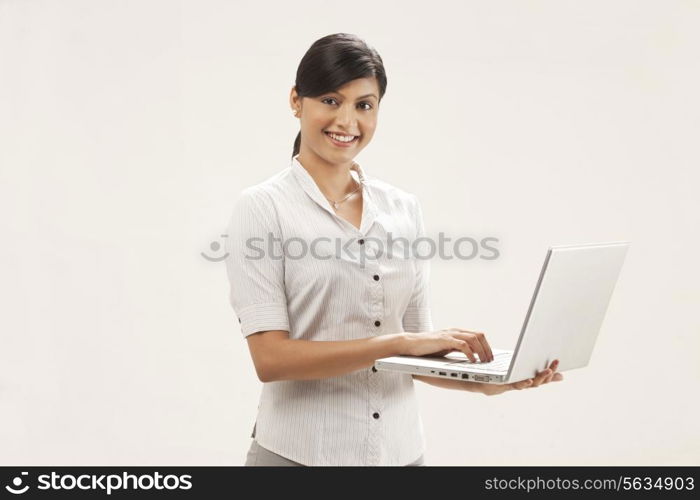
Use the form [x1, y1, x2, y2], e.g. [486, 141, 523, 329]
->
[326, 183, 362, 210]
[325, 163, 362, 210]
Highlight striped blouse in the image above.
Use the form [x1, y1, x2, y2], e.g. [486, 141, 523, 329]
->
[224, 154, 434, 466]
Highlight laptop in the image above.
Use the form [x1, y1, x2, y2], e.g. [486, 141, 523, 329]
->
[374, 241, 630, 384]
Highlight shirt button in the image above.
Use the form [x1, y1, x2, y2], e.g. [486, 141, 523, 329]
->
[374, 320, 381, 327]
[358, 239, 365, 245]
[371, 366, 377, 373]
[373, 274, 380, 281]
[372, 412, 380, 419]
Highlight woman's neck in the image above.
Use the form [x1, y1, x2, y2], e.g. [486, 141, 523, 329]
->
[296, 152, 359, 201]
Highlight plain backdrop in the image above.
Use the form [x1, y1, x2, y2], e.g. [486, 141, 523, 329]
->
[1, 0, 698, 466]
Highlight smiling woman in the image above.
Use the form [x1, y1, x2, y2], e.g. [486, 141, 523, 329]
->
[285, 34, 388, 233]
[288, 33, 386, 164]
[290, 38, 387, 182]
[225, 32, 561, 469]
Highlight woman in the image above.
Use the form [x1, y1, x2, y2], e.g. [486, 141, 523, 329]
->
[225, 33, 563, 467]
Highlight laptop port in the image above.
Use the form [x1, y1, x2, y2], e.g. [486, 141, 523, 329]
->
[438, 371, 447, 376]
[474, 375, 489, 382]
[450, 373, 457, 377]
[461, 374, 469, 379]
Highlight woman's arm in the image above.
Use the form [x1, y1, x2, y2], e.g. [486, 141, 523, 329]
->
[246, 329, 488, 382]
[247, 331, 404, 382]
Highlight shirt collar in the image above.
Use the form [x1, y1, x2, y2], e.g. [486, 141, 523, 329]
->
[290, 154, 379, 235]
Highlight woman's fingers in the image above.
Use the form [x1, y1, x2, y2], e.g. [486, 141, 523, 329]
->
[448, 329, 493, 362]
[512, 379, 533, 390]
[491, 358, 564, 394]
[455, 341, 477, 363]
[541, 360, 559, 384]
[473, 332, 494, 362]
[464, 337, 489, 363]
[438, 331, 475, 362]
[544, 360, 559, 383]
[520, 362, 564, 389]
[531, 360, 561, 387]
[531, 369, 552, 387]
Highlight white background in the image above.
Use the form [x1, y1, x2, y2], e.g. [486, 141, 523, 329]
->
[1, 0, 698, 465]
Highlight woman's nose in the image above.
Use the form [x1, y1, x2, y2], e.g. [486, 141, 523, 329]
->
[336, 104, 359, 125]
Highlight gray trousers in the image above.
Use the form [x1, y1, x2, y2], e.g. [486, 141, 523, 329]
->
[244, 439, 425, 466]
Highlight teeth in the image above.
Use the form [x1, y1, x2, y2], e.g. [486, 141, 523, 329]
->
[327, 132, 356, 143]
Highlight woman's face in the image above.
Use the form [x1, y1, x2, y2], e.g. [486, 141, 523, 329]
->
[290, 77, 380, 165]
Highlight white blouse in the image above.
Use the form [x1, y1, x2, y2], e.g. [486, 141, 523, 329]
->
[224, 154, 434, 466]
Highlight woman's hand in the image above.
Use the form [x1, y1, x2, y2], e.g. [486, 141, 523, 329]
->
[401, 328, 494, 362]
[476, 359, 564, 396]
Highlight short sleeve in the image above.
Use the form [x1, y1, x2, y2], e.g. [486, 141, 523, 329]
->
[224, 188, 290, 337]
[401, 195, 434, 333]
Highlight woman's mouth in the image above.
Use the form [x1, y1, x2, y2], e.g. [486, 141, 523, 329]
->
[325, 131, 359, 147]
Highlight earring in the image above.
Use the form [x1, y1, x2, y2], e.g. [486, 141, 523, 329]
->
[293, 109, 299, 117]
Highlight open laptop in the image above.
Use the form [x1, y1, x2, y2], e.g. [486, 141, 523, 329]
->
[374, 241, 630, 384]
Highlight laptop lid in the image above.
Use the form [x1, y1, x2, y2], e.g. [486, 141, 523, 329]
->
[506, 241, 630, 383]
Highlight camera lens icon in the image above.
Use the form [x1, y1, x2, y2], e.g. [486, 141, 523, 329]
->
[5, 472, 29, 494]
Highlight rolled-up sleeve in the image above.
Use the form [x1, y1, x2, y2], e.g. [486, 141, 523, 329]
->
[224, 188, 290, 337]
[401, 195, 434, 333]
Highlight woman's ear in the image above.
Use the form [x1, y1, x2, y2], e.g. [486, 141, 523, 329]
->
[289, 86, 299, 110]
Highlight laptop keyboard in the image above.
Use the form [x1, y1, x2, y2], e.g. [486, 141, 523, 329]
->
[445, 351, 513, 372]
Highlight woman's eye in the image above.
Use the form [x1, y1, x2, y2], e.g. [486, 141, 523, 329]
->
[322, 98, 373, 111]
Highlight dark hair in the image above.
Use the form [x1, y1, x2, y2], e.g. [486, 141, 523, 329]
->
[292, 33, 387, 158]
